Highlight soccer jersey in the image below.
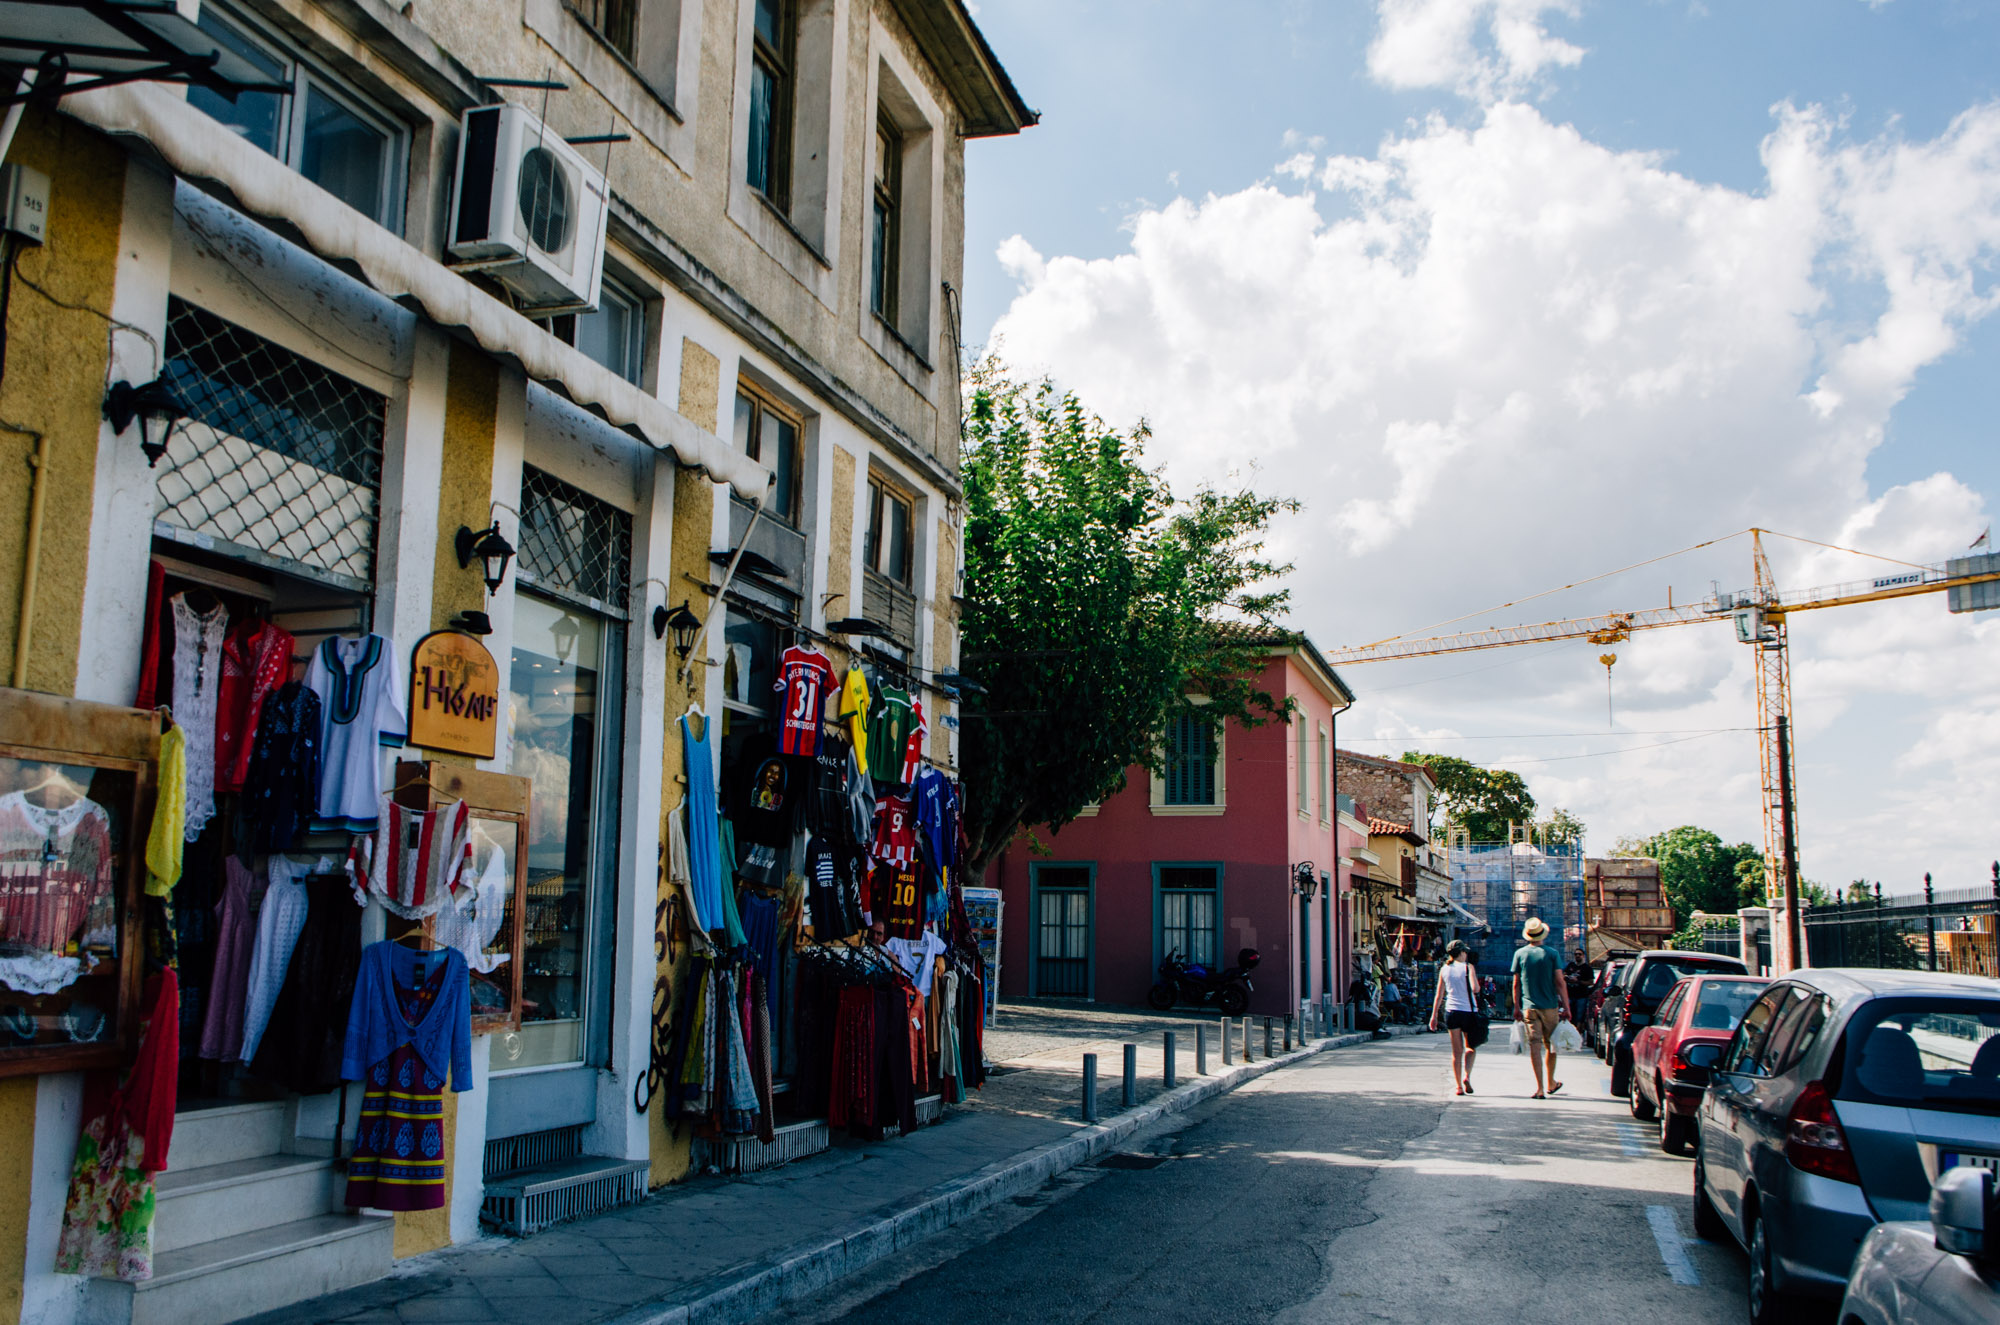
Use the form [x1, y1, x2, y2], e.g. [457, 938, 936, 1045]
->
[899, 698, 927, 786]
[805, 729, 854, 843]
[868, 687, 916, 787]
[838, 669, 871, 775]
[870, 861, 924, 940]
[775, 646, 836, 757]
[913, 767, 959, 878]
[871, 792, 917, 869]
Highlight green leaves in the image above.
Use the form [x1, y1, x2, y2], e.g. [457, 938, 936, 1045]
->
[957, 360, 1294, 872]
[1399, 752, 1538, 842]
[1627, 825, 1765, 917]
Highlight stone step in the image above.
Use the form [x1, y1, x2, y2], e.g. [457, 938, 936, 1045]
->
[153, 1153, 339, 1254]
[87, 1212, 392, 1325]
[170, 1100, 289, 1171]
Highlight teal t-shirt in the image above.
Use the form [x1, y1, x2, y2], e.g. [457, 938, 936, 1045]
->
[1510, 943, 1563, 1010]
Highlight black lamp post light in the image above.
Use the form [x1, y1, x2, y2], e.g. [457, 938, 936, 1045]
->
[103, 377, 186, 467]
[654, 600, 701, 660]
[455, 522, 516, 596]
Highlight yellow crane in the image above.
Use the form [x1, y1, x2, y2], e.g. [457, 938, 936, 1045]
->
[1325, 530, 2000, 970]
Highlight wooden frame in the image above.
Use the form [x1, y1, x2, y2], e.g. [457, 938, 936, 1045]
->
[0, 691, 156, 1079]
[748, 0, 796, 210]
[864, 472, 913, 586]
[395, 760, 530, 1033]
[871, 111, 903, 327]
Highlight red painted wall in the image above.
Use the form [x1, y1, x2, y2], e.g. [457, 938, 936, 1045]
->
[989, 653, 1351, 1017]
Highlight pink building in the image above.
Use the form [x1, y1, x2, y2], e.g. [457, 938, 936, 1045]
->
[988, 633, 1361, 1017]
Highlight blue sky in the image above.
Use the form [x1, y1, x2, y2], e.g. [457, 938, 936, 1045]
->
[960, 1, 2000, 884]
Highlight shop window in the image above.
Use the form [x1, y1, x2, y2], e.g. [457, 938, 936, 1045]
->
[516, 466, 634, 611]
[721, 608, 781, 717]
[1161, 715, 1216, 806]
[188, 3, 408, 232]
[156, 297, 386, 591]
[540, 280, 647, 386]
[870, 112, 902, 326]
[732, 387, 803, 526]
[746, 0, 794, 208]
[1158, 865, 1220, 970]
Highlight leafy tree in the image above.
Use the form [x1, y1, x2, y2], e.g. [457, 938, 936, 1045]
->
[1399, 753, 1536, 842]
[957, 361, 1295, 873]
[1633, 826, 1764, 918]
[1544, 806, 1586, 849]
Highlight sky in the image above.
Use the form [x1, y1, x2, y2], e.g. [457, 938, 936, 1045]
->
[958, 0, 2000, 892]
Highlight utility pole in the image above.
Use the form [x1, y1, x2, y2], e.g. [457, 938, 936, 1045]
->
[1776, 716, 1803, 971]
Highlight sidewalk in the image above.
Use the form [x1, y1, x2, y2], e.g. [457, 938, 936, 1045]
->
[251, 1004, 1397, 1325]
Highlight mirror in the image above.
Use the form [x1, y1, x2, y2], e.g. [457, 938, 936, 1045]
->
[1930, 1166, 1991, 1258]
[1682, 1042, 1724, 1069]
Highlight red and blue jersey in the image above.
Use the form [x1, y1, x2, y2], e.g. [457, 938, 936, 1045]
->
[776, 646, 836, 756]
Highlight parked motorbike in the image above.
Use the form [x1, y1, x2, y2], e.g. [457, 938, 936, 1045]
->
[1146, 947, 1260, 1016]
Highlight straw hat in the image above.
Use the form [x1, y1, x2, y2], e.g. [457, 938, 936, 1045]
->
[1522, 917, 1549, 941]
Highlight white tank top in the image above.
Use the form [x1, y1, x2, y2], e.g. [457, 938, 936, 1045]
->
[1442, 962, 1476, 1013]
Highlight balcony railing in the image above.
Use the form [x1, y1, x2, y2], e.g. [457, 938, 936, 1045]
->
[862, 569, 916, 648]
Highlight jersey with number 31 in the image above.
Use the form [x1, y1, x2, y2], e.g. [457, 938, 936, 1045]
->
[776, 646, 836, 757]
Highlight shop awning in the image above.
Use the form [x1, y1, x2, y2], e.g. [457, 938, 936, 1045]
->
[1447, 899, 1489, 930]
[62, 81, 772, 501]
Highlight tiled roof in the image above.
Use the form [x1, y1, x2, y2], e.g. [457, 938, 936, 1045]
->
[1368, 817, 1425, 842]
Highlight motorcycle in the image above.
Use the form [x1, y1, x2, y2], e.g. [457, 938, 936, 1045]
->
[1146, 947, 1259, 1016]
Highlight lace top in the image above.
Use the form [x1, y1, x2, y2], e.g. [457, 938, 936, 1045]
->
[0, 792, 114, 991]
[170, 595, 227, 842]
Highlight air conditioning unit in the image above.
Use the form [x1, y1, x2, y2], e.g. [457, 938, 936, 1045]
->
[447, 103, 608, 312]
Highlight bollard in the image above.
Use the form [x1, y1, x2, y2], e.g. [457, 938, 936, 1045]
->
[1284, 1015, 1293, 1052]
[1164, 1031, 1177, 1089]
[1222, 1017, 1235, 1065]
[1196, 1025, 1209, 1076]
[1242, 1017, 1254, 1062]
[1082, 1053, 1099, 1123]
[1122, 1043, 1137, 1109]
[1264, 1017, 1275, 1058]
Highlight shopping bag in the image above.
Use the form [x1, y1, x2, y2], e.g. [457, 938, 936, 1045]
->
[1509, 1021, 1526, 1054]
[1552, 1019, 1583, 1054]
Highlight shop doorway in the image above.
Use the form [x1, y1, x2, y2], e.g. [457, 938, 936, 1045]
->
[1032, 865, 1092, 998]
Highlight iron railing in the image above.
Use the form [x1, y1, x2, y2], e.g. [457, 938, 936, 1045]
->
[1801, 864, 2000, 975]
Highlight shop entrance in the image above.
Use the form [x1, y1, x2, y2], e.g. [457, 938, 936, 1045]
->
[1033, 866, 1091, 998]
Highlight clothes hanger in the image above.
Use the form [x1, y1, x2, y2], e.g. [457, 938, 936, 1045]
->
[22, 766, 86, 808]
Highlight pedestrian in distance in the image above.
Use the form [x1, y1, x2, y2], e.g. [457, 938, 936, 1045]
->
[1510, 917, 1572, 1099]
[1428, 939, 1486, 1095]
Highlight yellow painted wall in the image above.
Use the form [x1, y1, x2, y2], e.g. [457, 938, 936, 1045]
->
[0, 109, 127, 696]
[0, 1078, 34, 1324]
[827, 448, 855, 619]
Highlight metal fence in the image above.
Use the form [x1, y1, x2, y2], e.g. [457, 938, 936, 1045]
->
[1801, 866, 2000, 976]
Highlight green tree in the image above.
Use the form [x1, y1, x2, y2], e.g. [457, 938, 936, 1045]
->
[1399, 753, 1536, 842]
[1544, 806, 1586, 849]
[957, 361, 1295, 873]
[1636, 826, 1764, 917]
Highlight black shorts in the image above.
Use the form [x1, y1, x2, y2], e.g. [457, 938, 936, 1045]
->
[1445, 1009, 1488, 1047]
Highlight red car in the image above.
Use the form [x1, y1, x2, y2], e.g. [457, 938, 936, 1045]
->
[1627, 973, 1768, 1155]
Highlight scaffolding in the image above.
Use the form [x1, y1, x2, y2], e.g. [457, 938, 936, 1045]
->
[1449, 838, 1586, 958]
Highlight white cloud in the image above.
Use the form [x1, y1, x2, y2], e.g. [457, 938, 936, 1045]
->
[1368, 0, 1586, 102]
[987, 99, 2000, 887]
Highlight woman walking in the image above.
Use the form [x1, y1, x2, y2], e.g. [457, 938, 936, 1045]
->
[1429, 940, 1485, 1095]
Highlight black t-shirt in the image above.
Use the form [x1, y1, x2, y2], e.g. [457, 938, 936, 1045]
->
[806, 730, 855, 844]
[725, 732, 795, 846]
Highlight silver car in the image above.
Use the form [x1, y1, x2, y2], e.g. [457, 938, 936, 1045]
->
[1840, 1167, 2000, 1324]
[1692, 970, 2000, 1324]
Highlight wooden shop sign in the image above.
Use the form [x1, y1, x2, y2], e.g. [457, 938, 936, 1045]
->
[408, 630, 499, 758]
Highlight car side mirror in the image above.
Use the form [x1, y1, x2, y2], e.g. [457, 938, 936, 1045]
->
[1682, 1043, 1723, 1070]
[1930, 1166, 1993, 1258]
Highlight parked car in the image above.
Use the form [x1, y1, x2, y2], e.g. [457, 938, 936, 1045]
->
[1839, 1166, 2000, 1325]
[1608, 949, 1747, 1095]
[1628, 973, 1769, 1154]
[1693, 970, 2000, 1324]
[1587, 961, 1630, 1059]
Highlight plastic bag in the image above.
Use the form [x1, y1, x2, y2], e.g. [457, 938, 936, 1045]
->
[1509, 1021, 1526, 1054]
[1552, 1019, 1583, 1054]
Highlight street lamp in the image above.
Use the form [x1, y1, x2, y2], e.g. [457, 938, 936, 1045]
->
[455, 523, 516, 595]
[551, 612, 581, 665]
[653, 600, 701, 660]
[103, 377, 185, 467]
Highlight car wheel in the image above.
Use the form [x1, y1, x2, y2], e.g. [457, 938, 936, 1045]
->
[1630, 1073, 1657, 1120]
[1610, 1057, 1631, 1098]
[1692, 1149, 1727, 1241]
[1747, 1205, 1794, 1325]
[1661, 1106, 1694, 1157]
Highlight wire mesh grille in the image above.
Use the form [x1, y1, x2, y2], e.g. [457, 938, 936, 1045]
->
[518, 465, 633, 611]
[155, 298, 386, 585]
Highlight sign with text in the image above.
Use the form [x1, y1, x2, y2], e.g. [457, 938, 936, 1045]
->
[408, 631, 499, 759]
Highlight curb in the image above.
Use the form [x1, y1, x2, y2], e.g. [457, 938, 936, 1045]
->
[605, 1029, 1382, 1325]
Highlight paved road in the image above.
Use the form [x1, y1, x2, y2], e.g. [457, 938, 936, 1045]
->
[785, 1033, 1753, 1324]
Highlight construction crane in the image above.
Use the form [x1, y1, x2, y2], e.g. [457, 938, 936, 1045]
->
[1326, 530, 2000, 971]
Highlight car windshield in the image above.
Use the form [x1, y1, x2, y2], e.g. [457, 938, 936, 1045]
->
[1838, 997, 2000, 1116]
[1637, 959, 1741, 1001]
[1690, 981, 1768, 1031]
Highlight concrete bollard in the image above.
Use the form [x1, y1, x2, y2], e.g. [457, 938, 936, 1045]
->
[1196, 1025, 1210, 1075]
[1122, 1043, 1137, 1109]
[1283, 1015, 1293, 1052]
[1264, 1017, 1275, 1058]
[1222, 1017, 1235, 1066]
[1082, 1053, 1099, 1123]
[1242, 1017, 1254, 1062]
[1164, 1032, 1177, 1089]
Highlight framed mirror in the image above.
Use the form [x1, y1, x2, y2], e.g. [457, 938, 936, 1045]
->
[395, 761, 529, 1033]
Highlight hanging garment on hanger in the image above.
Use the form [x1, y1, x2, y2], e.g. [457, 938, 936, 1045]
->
[214, 620, 294, 795]
[241, 682, 321, 854]
[898, 698, 928, 787]
[237, 854, 322, 1063]
[885, 929, 946, 997]
[775, 645, 837, 757]
[248, 870, 361, 1095]
[725, 731, 795, 847]
[196, 857, 264, 1060]
[0, 791, 115, 993]
[870, 860, 924, 941]
[871, 792, 917, 870]
[865, 685, 917, 790]
[432, 842, 512, 974]
[838, 668, 872, 776]
[346, 797, 473, 920]
[340, 944, 471, 1213]
[170, 593, 228, 841]
[304, 634, 406, 833]
[133, 560, 167, 709]
[145, 721, 186, 897]
[680, 711, 727, 936]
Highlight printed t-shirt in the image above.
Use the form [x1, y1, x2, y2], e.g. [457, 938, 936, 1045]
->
[886, 930, 947, 996]
[775, 646, 836, 757]
[724, 733, 794, 847]
[871, 792, 917, 869]
[1510, 943, 1564, 1011]
[805, 730, 856, 845]
[899, 699, 927, 786]
[871, 862, 923, 940]
[912, 767, 958, 876]
[838, 669, 871, 776]
[868, 687, 916, 786]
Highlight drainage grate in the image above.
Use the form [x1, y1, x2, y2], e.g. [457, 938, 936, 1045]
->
[1095, 1153, 1170, 1171]
[484, 1125, 585, 1180]
[480, 1158, 648, 1236]
[692, 1120, 830, 1175]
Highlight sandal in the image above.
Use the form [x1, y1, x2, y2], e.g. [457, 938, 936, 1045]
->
[1454, 1084, 1464, 1096]
[1530, 1092, 1545, 1099]
[1548, 1081, 1564, 1096]
[1463, 1081, 1473, 1094]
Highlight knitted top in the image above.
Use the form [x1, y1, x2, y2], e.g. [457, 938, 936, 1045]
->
[339, 942, 472, 1091]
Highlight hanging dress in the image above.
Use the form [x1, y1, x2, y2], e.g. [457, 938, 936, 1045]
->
[242, 683, 322, 854]
[55, 970, 179, 1281]
[238, 854, 320, 1062]
[196, 857, 262, 1060]
[680, 712, 725, 937]
[340, 944, 471, 1213]
[249, 871, 361, 1094]
[214, 620, 294, 795]
[169, 595, 227, 842]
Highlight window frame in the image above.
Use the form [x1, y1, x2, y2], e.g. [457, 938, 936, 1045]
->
[865, 473, 915, 587]
[571, 0, 640, 62]
[1317, 724, 1330, 825]
[1153, 861, 1224, 975]
[1029, 862, 1095, 999]
[1296, 719, 1309, 817]
[747, 0, 796, 210]
[1724, 985, 1790, 1078]
[733, 384, 805, 527]
[189, 2, 408, 233]
[543, 278, 648, 386]
[1162, 714, 1216, 807]
[870, 110, 903, 327]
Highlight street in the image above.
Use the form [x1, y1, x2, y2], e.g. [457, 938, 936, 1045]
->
[785, 1033, 1751, 1324]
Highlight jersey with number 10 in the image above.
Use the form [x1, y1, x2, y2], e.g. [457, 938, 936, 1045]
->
[776, 646, 836, 756]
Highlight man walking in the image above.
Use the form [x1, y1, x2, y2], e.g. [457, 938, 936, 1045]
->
[1511, 918, 1571, 1099]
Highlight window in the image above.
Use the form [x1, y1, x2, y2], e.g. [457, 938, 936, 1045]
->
[543, 281, 646, 385]
[188, 4, 406, 231]
[1317, 725, 1330, 823]
[865, 475, 914, 585]
[1726, 986, 1788, 1077]
[746, 0, 794, 208]
[1838, 998, 2000, 1111]
[1763, 989, 1831, 1077]
[1158, 865, 1220, 970]
[1163, 714, 1216, 806]
[1692, 980, 1768, 1032]
[1033, 865, 1091, 998]
[516, 465, 634, 610]
[732, 387, 803, 525]
[870, 113, 902, 325]
[573, 0, 639, 61]
[1296, 720, 1309, 815]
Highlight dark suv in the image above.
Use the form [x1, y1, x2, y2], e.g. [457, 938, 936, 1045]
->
[1609, 949, 1747, 1097]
